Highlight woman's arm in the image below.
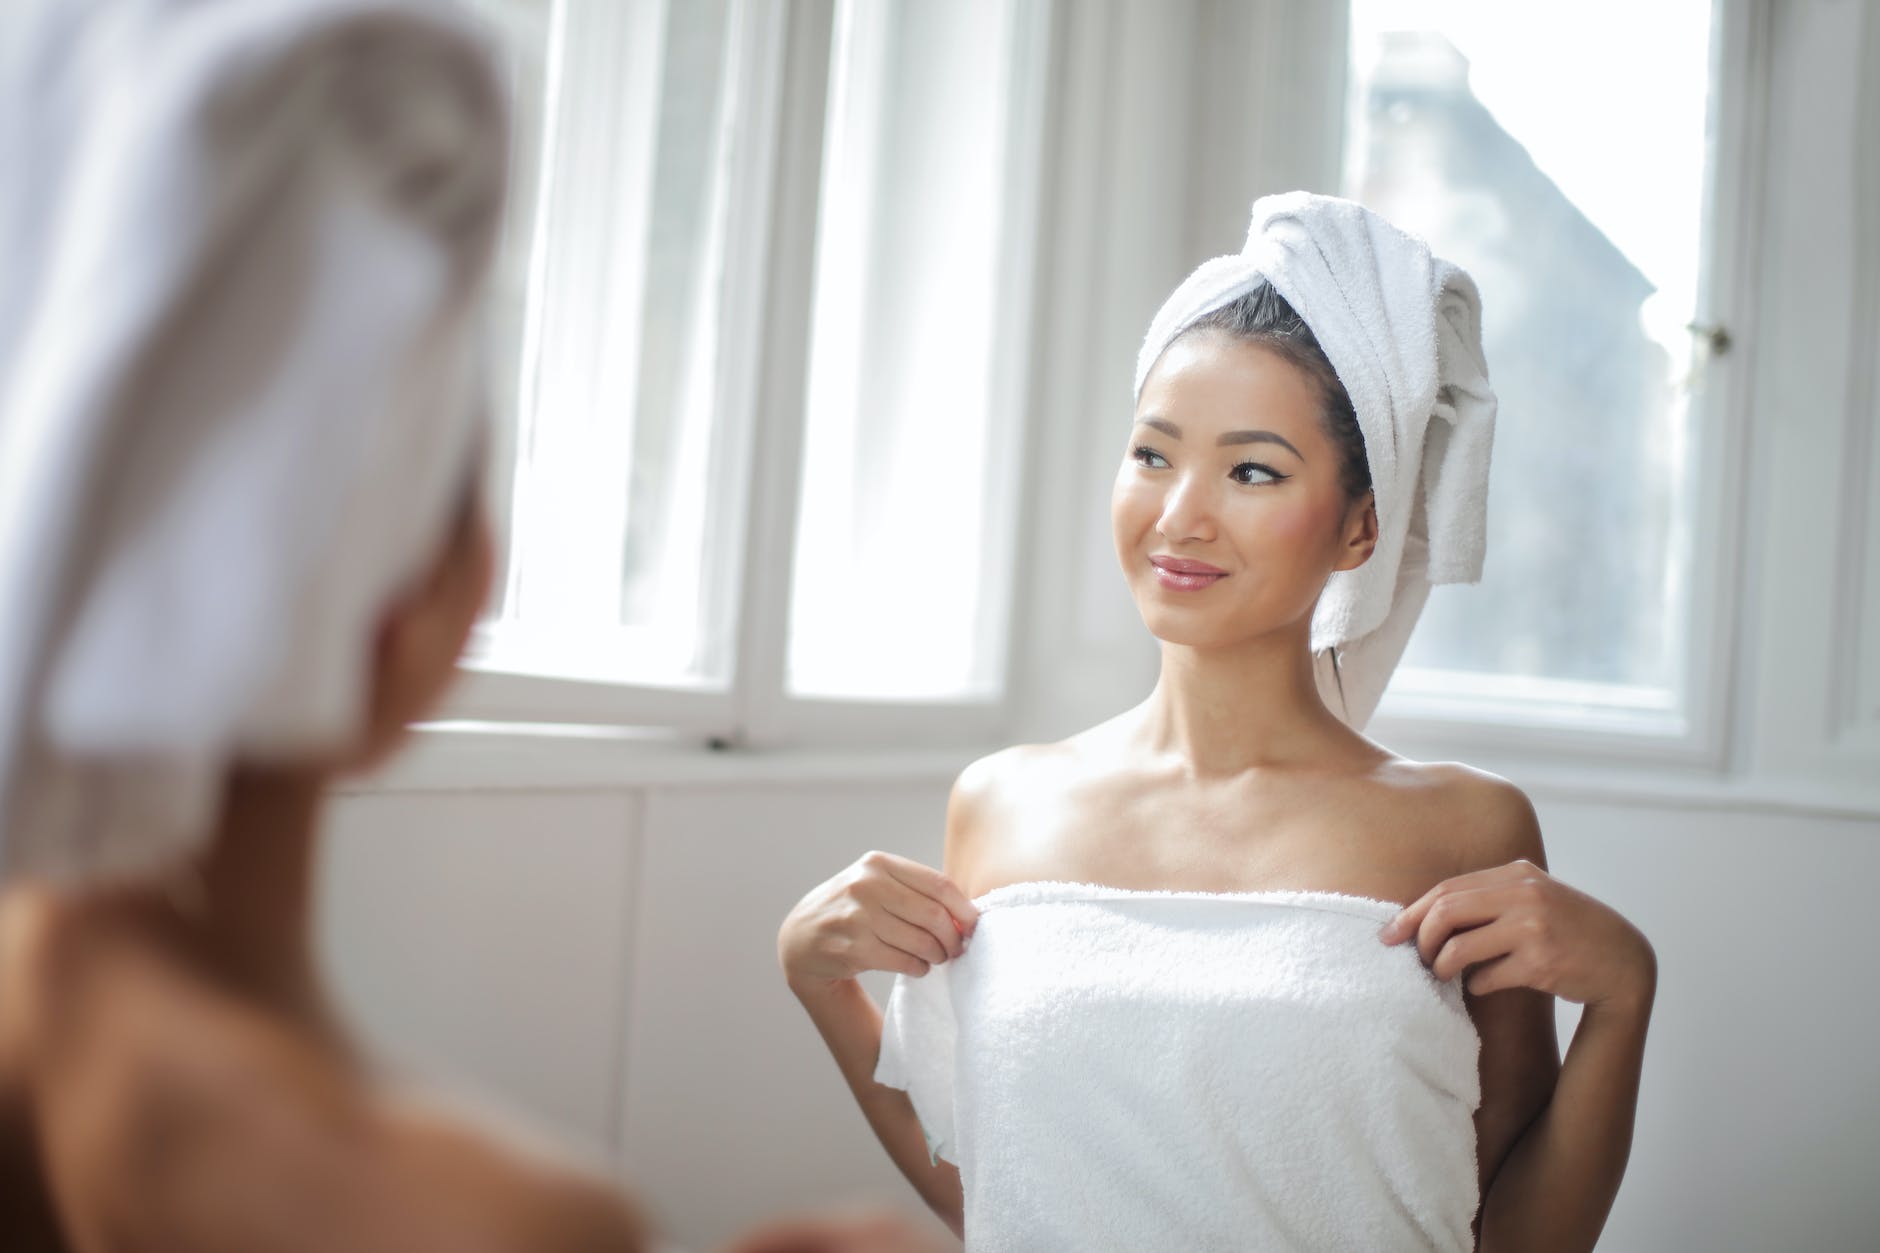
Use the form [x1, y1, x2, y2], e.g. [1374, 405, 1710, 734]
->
[787, 975, 965, 1235]
[778, 767, 992, 1240]
[1380, 775, 1657, 1253]
[1475, 983, 1654, 1253]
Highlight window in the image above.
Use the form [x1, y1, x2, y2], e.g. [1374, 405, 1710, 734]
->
[473, 0, 761, 698]
[451, 0, 1053, 737]
[788, 0, 1045, 702]
[1342, 1, 1723, 741]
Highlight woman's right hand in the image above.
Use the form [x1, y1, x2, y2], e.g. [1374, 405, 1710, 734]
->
[778, 851, 979, 992]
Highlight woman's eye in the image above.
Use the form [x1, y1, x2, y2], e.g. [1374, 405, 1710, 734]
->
[1133, 445, 1168, 468]
[1232, 461, 1286, 486]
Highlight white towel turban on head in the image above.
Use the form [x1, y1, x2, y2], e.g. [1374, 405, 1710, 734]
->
[1133, 190, 1498, 731]
[0, 0, 509, 884]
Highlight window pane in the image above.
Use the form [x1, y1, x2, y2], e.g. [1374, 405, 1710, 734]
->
[484, 0, 753, 687]
[1342, 1, 1715, 703]
[617, 0, 739, 664]
[787, 0, 1044, 701]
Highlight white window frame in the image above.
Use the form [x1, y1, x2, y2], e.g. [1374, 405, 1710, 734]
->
[1735, 0, 1880, 802]
[441, 0, 1058, 751]
[1356, 0, 1770, 773]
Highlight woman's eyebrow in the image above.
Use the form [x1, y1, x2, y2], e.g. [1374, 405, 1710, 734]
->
[1136, 416, 1305, 461]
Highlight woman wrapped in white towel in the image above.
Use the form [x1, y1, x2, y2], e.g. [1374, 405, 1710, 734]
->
[778, 192, 1658, 1253]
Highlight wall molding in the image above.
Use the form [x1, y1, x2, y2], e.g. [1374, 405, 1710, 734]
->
[1833, 0, 1880, 749]
[338, 725, 1880, 824]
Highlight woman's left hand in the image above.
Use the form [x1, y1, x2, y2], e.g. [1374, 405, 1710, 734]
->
[1377, 859, 1657, 1015]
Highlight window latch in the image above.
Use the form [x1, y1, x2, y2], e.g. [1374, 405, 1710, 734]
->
[1685, 320, 1732, 357]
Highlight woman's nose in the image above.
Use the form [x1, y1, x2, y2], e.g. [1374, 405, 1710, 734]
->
[1156, 471, 1218, 544]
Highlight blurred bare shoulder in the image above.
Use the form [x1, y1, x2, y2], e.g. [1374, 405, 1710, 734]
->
[0, 887, 651, 1253]
[113, 1013, 654, 1253]
[368, 1091, 654, 1253]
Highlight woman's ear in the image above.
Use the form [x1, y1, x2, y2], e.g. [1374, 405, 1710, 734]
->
[347, 486, 494, 772]
[1333, 490, 1379, 573]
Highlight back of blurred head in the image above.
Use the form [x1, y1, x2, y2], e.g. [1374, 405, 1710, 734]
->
[0, 0, 511, 886]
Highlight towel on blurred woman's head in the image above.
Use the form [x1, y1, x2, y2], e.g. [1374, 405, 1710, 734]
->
[0, 0, 509, 884]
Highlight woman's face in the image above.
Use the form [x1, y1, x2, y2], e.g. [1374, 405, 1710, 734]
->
[348, 483, 496, 772]
[1111, 330, 1375, 651]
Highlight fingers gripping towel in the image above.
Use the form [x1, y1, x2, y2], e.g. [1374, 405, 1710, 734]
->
[0, 0, 508, 884]
[1134, 191, 1498, 731]
[875, 882, 1483, 1252]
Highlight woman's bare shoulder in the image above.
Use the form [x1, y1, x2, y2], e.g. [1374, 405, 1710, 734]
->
[952, 742, 1066, 808]
[944, 744, 1055, 890]
[944, 721, 1125, 893]
[1370, 758, 1549, 877]
[951, 723, 1115, 811]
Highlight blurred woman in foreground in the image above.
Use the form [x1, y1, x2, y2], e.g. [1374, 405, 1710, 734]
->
[0, 2, 948, 1249]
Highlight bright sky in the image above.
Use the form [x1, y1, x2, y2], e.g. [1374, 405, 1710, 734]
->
[1348, 0, 1715, 347]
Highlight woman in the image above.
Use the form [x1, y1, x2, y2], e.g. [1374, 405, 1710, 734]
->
[779, 192, 1657, 1251]
[0, 2, 950, 1250]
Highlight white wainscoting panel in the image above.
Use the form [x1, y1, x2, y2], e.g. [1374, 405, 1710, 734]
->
[319, 788, 640, 1162]
[617, 781, 955, 1248]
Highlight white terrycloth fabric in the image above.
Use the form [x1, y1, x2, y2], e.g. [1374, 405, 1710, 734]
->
[1133, 190, 1497, 732]
[875, 880, 1483, 1252]
[0, 0, 507, 883]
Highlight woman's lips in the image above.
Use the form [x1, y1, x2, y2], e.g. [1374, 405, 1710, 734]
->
[1150, 555, 1227, 591]
[1154, 567, 1226, 591]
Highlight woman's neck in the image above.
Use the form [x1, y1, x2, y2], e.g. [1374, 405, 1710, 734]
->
[181, 764, 330, 1021]
[1135, 628, 1367, 776]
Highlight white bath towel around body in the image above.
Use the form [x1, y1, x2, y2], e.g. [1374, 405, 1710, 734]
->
[875, 880, 1483, 1252]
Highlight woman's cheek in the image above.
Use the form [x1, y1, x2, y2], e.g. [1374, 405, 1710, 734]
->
[1259, 498, 1330, 549]
[1111, 479, 1161, 544]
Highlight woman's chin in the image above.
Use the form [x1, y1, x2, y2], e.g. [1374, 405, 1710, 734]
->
[1137, 608, 1235, 649]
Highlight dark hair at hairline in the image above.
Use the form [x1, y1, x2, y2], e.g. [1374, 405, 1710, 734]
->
[1167, 280, 1372, 506]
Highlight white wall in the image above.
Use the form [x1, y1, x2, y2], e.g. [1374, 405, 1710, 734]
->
[318, 2, 1880, 1250]
[319, 790, 639, 1163]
